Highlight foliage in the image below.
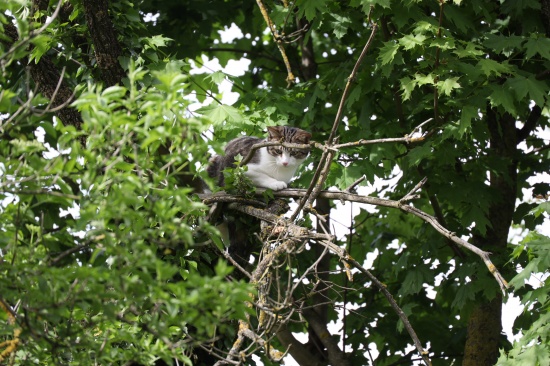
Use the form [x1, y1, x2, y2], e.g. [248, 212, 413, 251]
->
[1, 0, 550, 365]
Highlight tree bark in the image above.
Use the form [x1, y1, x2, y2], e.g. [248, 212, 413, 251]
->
[83, 0, 126, 87]
[3, 23, 82, 131]
[463, 107, 517, 365]
[463, 294, 503, 366]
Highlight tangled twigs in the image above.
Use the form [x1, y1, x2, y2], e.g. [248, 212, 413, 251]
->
[213, 205, 304, 365]
[208, 201, 432, 365]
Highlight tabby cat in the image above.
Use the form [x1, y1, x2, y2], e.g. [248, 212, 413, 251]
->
[207, 126, 312, 190]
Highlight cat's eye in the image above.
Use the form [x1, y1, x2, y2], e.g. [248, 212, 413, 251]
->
[273, 149, 283, 155]
[290, 151, 306, 157]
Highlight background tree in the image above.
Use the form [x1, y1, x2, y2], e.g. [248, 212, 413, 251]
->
[1, 1, 549, 366]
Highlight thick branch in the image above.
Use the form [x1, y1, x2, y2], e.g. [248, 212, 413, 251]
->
[276, 324, 324, 366]
[302, 308, 350, 366]
[517, 105, 542, 142]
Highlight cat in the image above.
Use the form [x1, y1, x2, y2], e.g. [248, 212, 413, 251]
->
[207, 126, 312, 191]
[206, 126, 311, 272]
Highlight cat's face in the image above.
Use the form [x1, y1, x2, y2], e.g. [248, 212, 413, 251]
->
[266, 126, 311, 167]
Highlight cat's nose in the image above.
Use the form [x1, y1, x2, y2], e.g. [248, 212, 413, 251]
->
[282, 162, 288, 166]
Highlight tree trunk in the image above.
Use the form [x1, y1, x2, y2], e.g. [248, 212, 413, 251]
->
[463, 107, 517, 365]
[83, 0, 126, 87]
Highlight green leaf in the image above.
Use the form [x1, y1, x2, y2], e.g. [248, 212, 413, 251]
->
[400, 76, 415, 101]
[459, 105, 478, 136]
[524, 36, 550, 60]
[29, 34, 51, 63]
[398, 268, 427, 296]
[484, 34, 525, 55]
[437, 77, 461, 96]
[489, 85, 517, 115]
[296, 0, 328, 21]
[414, 73, 435, 86]
[196, 104, 243, 124]
[143, 35, 173, 49]
[358, 0, 391, 9]
[530, 202, 550, 218]
[477, 59, 513, 77]
[406, 142, 432, 166]
[379, 42, 400, 65]
[506, 76, 547, 105]
[331, 14, 351, 39]
[452, 283, 476, 309]
[398, 33, 427, 50]
[206, 71, 226, 85]
[453, 42, 485, 58]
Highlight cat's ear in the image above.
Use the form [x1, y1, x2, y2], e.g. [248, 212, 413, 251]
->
[295, 130, 312, 144]
[267, 126, 284, 140]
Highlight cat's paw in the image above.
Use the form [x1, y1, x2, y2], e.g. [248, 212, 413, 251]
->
[266, 181, 287, 191]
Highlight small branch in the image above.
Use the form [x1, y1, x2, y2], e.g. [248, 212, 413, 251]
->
[433, 0, 445, 124]
[400, 177, 427, 202]
[49, 244, 90, 265]
[292, 22, 379, 219]
[328, 22, 379, 144]
[255, 0, 295, 85]
[333, 135, 424, 149]
[344, 175, 366, 193]
[0, 189, 80, 201]
[219, 248, 253, 280]
[337, 252, 432, 366]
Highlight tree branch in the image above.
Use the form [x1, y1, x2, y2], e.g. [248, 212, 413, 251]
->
[290, 22, 379, 219]
[276, 324, 324, 366]
[201, 187, 510, 292]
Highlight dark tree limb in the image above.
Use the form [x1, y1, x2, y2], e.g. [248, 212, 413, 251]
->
[302, 308, 350, 366]
[517, 105, 542, 142]
[3, 23, 82, 131]
[276, 324, 324, 366]
[82, 0, 126, 86]
[541, 0, 550, 36]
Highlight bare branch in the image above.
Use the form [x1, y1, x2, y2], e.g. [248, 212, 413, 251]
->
[291, 23, 379, 219]
[255, 0, 296, 85]
[201, 187, 510, 292]
[344, 175, 366, 193]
